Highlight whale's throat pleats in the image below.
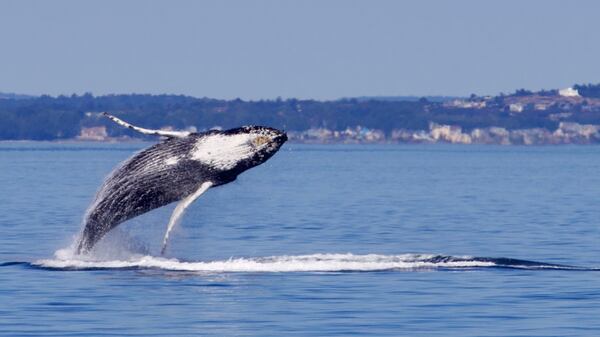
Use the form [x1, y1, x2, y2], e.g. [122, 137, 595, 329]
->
[78, 136, 210, 252]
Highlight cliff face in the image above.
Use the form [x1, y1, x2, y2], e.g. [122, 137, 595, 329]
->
[288, 122, 600, 145]
[387, 122, 600, 145]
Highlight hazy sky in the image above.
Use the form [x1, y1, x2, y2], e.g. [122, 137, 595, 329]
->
[1, 0, 600, 100]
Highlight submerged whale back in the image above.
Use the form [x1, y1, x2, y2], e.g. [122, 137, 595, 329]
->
[78, 136, 208, 252]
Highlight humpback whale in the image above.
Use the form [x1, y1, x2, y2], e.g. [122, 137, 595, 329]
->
[77, 113, 287, 254]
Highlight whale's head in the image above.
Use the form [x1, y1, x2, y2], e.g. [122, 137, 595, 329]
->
[191, 126, 287, 174]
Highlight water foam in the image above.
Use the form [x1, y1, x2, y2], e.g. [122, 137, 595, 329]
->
[34, 251, 503, 272]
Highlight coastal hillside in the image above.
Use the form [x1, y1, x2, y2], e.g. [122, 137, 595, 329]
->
[2, 83, 600, 144]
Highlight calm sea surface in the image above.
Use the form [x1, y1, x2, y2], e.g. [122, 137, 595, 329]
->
[1, 142, 599, 336]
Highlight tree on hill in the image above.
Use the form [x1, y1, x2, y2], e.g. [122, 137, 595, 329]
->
[573, 83, 600, 98]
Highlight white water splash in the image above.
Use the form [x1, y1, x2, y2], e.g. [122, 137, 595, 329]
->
[34, 251, 496, 272]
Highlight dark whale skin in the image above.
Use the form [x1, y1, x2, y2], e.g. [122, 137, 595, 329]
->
[77, 127, 286, 253]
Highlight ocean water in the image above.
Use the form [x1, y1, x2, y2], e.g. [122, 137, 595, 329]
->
[1, 142, 599, 336]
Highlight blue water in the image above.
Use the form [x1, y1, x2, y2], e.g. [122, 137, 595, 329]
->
[1, 142, 599, 336]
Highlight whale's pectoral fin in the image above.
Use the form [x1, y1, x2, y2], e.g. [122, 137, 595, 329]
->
[101, 112, 191, 138]
[161, 181, 214, 255]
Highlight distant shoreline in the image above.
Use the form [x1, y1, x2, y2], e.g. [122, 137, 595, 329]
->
[3, 84, 600, 144]
[3, 136, 600, 146]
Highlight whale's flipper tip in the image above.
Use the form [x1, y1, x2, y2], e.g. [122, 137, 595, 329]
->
[102, 112, 191, 138]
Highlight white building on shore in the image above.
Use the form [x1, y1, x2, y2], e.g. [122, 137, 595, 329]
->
[558, 87, 580, 97]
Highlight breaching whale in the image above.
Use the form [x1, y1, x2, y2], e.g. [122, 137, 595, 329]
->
[76, 113, 287, 254]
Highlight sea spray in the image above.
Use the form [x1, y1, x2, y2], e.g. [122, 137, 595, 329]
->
[35, 252, 581, 272]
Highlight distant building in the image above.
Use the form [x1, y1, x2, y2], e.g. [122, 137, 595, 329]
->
[443, 99, 486, 109]
[429, 123, 471, 144]
[307, 128, 333, 140]
[509, 103, 524, 113]
[77, 126, 108, 141]
[558, 87, 580, 97]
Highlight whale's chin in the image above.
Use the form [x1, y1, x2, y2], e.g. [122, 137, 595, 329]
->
[192, 126, 287, 172]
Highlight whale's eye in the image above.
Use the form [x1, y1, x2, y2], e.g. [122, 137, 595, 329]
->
[252, 135, 270, 147]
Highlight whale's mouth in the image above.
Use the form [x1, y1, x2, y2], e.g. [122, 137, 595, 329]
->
[274, 132, 288, 145]
[30, 250, 588, 272]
